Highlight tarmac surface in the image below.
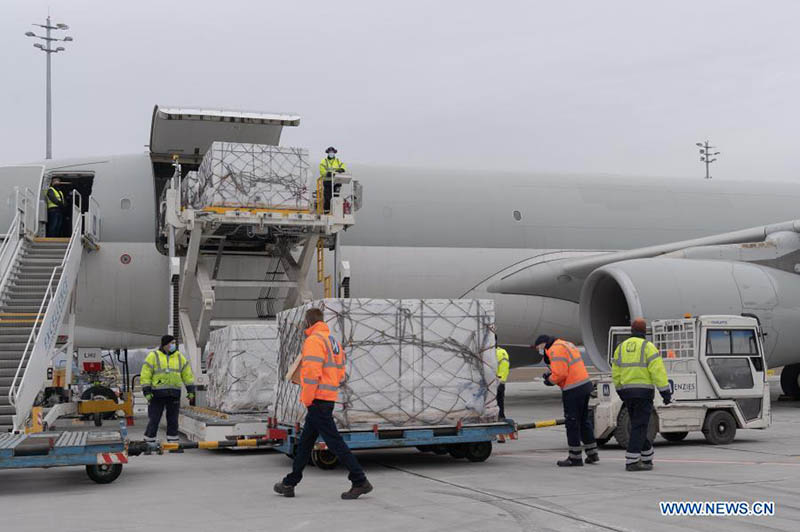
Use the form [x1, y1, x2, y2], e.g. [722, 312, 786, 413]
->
[2, 377, 799, 532]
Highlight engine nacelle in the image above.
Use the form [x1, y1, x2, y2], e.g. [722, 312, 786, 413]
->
[579, 258, 800, 370]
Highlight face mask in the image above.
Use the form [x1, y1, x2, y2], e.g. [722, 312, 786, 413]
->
[168, 343, 177, 353]
[327, 153, 335, 159]
[538, 347, 545, 356]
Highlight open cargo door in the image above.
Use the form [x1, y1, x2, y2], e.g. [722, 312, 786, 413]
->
[149, 106, 301, 165]
[0, 165, 44, 232]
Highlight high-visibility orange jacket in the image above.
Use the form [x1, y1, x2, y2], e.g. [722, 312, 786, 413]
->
[545, 339, 591, 391]
[300, 321, 346, 407]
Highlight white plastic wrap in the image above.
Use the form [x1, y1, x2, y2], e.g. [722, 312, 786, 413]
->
[183, 142, 311, 210]
[273, 299, 498, 428]
[206, 324, 279, 413]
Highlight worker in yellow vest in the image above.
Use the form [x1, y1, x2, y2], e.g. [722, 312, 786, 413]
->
[140, 335, 196, 443]
[496, 343, 510, 442]
[46, 178, 66, 237]
[612, 318, 671, 471]
[319, 146, 346, 213]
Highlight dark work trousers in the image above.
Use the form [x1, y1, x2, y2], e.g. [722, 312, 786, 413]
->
[619, 389, 655, 464]
[144, 396, 181, 441]
[46, 208, 63, 237]
[284, 400, 367, 487]
[497, 382, 506, 419]
[322, 177, 342, 213]
[562, 381, 597, 460]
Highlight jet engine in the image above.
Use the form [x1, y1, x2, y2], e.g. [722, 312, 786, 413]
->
[578, 258, 800, 372]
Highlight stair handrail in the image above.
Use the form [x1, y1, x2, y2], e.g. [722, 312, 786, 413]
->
[8, 192, 83, 428]
[0, 214, 21, 301]
[0, 186, 36, 305]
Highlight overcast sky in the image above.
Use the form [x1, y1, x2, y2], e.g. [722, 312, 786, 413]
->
[1, 0, 798, 180]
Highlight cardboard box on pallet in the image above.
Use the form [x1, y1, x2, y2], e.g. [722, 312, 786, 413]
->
[273, 299, 499, 428]
[205, 323, 279, 413]
[182, 142, 312, 211]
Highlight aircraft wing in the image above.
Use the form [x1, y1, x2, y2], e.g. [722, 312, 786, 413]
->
[487, 219, 800, 302]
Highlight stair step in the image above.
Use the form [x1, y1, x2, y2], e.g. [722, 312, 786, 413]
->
[0, 307, 43, 313]
[0, 355, 26, 362]
[0, 335, 32, 343]
[0, 368, 24, 378]
[0, 344, 28, 351]
[0, 359, 26, 368]
[0, 406, 15, 415]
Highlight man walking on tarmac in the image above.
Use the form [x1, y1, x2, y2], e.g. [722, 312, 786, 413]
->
[274, 308, 373, 500]
[612, 318, 672, 471]
[496, 341, 510, 442]
[535, 334, 598, 467]
[140, 335, 196, 443]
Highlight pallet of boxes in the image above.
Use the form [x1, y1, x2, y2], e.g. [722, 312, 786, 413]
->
[272, 298, 514, 467]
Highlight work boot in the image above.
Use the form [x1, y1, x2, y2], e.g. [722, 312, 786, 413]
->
[341, 480, 373, 500]
[274, 482, 295, 497]
[556, 457, 583, 467]
[626, 460, 653, 472]
[585, 454, 600, 464]
[497, 434, 506, 444]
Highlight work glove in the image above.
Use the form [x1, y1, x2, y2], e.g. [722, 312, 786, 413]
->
[187, 392, 196, 406]
[660, 390, 673, 405]
[336, 168, 346, 173]
[542, 372, 555, 386]
[145, 394, 153, 403]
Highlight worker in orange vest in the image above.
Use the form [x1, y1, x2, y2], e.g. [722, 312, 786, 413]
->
[274, 308, 373, 500]
[535, 335, 599, 467]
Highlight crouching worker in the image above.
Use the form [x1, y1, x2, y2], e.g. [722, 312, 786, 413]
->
[141, 335, 196, 443]
[535, 335, 598, 467]
[274, 308, 373, 500]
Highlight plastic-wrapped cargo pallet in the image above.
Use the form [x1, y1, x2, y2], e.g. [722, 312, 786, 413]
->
[182, 141, 311, 210]
[206, 324, 279, 413]
[274, 299, 499, 428]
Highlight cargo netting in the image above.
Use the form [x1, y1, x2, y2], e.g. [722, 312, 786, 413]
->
[182, 142, 311, 211]
[206, 324, 278, 413]
[274, 299, 499, 428]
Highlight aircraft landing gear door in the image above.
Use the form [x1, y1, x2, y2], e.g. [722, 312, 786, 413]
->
[700, 327, 765, 399]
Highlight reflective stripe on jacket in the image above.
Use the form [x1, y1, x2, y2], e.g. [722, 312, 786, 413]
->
[140, 349, 195, 392]
[46, 187, 64, 209]
[496, 347, 510, 382]
[545, 339, 590, 391]
[319, 157, 346, 177]
[300, 321, 346, 406]
[611, 336, 670, 392]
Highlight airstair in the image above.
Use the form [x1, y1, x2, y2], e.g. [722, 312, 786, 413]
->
[0, 187, 99, 432]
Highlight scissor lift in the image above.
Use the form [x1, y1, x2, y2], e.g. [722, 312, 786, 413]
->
[161, 155, 357, 440]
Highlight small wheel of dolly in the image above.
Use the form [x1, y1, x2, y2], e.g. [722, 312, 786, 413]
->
[86, 464, 123, 484]
[431, 445, 448, 455]
[447, 444, 467, 459]
[312, 449, 339, 470]
[465, 441, 492, 462]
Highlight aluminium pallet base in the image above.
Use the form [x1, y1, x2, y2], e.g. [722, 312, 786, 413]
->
[178, 407, 271, 443]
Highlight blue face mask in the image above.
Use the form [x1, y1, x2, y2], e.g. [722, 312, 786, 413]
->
[167, 343, 177, 353]
[327, 153, 335, 159]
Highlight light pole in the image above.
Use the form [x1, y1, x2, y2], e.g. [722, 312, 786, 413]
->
[26, 15, 73, 159]
[696, 140, 720, 179]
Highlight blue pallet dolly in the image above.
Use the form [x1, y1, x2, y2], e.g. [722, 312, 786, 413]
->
[273, 419, 523, 469]
[0, 421, 129, 484]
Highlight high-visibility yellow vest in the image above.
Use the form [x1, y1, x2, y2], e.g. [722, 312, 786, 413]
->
[496, 347, 510, 382]
[140, 349, 195, 391]
[611, 337, 670, 392]
[46, 187, 64, 209]
[319, 157, 346, 177]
